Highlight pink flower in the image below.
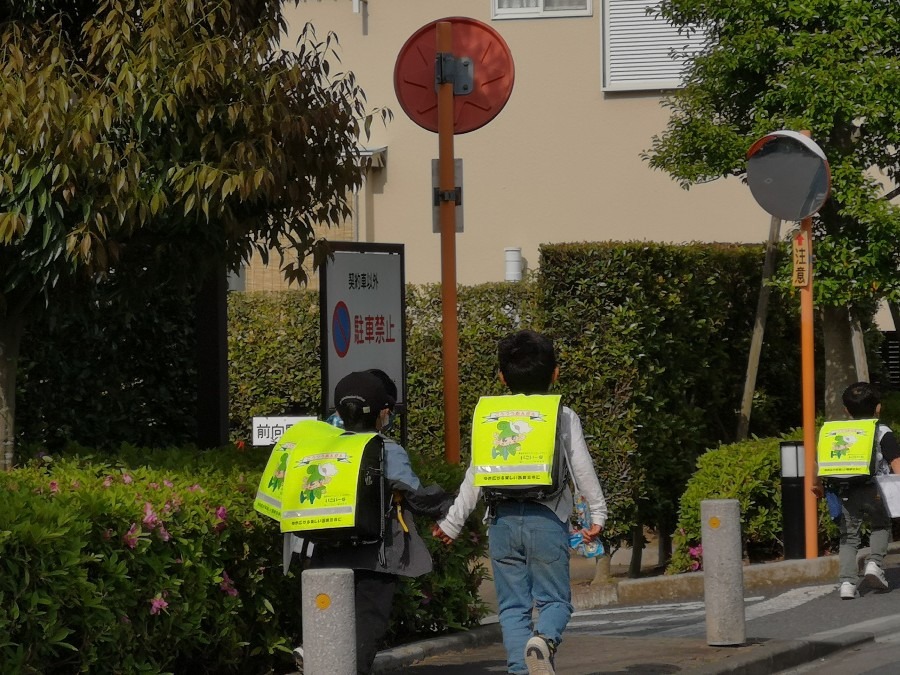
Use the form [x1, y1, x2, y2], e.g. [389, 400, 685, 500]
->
[219, 571, 239, 597]
[122, 474, 133, 485]
[236, 440, 246, 451]
[157, 525, 171, 542]
[102, 476, 113, 488]
[49, 481, 60, 494]
[215, 506, 227, 521]
[149, 595, 168, 615]
[163, 479, 174, 488]
[149, 482, 159, 490]
[123, 523, 139, 549]
[142, 503, 159, 528]
[188, 484, 202, 492]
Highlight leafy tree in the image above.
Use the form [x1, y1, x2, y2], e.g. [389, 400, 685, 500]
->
[0, 0, 381, 468]
[645, 0, 900, 415]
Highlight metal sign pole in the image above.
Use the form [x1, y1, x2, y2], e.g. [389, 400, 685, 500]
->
[799, 217, 818, 559]
[437, 21, 461, 464]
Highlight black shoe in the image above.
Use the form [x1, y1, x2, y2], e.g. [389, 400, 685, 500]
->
[524, 634, 556, 675]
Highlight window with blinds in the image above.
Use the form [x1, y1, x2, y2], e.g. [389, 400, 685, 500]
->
[493, 0, 592, 20]
[602, 0, 706, 91]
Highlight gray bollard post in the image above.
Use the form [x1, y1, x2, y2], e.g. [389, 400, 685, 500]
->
[700, 499, 746, 646]
[301, 568, 356, 674]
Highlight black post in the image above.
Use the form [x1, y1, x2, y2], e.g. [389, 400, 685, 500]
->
[782, 477, 806, 560]
[196, 266, 229, 448]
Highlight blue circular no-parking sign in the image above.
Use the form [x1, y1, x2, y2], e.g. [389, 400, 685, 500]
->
[332, 302, 351, 358]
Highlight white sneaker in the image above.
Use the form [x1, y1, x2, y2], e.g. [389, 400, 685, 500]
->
[840, 581, 859, 599]
[863, 561, 889, 591]
[524, 634, 556, 675]
[292, 646, 304, 673]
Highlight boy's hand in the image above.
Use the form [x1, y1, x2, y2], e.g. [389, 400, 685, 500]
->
[812, 479, 824, 499]
[432, 524, 454, 545]
[579, 524, 602, 543]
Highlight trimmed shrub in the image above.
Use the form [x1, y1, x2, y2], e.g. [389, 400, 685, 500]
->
[0, 444, 487, 672]
[668, 433, 840, 574]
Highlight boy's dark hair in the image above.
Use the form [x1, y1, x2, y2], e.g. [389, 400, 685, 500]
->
[335, 371, 393, 432]
[842, 381, 881, 418]
[498, 329, 557, 394]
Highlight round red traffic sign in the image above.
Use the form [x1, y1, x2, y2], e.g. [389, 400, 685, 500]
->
[394, 17, 515, 134]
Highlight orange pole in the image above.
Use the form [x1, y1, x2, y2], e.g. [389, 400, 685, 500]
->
[798, 129, 818, 559]
[437, 22, 461, 464]
[800, 215, 818, 558]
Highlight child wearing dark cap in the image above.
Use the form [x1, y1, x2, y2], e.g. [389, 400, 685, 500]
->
[296, 370, 450, 674]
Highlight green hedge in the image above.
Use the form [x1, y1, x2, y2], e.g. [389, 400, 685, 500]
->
[0, 447, 487, 673]
[538, 242, 803, 547]
[668, 434, 840, 574]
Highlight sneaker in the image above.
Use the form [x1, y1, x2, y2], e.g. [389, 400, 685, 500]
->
[840, 581, 859, 599]
[863, 561, 889, 591]
[524, 634, 556, 675]
[292, 645, 304, 673]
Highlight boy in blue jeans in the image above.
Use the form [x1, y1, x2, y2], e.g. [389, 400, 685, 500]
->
[434, 330, 607, 675]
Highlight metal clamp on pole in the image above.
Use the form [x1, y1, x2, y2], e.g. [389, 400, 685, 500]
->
[435, 53, 474, 95]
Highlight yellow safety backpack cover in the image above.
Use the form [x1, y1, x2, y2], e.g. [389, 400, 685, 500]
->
[471, 394, 566, 501]
[816, 418, 879, 480]
[255, 420, 387, 544]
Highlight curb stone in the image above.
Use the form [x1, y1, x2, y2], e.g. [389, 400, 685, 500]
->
[688, 632, 874, 675]
[372, 623, 502, 674]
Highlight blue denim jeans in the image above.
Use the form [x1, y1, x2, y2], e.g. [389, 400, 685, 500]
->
[489, 501, 572, 675]
[838, 481, 890, 584]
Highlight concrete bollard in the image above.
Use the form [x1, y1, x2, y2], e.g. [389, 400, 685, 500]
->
[301, 568, 356, 674]
[700, 499, 746, 646]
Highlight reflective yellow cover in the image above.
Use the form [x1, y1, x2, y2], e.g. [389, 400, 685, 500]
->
[471, 394, 561, 487]
[816, 418, 878, 478]
[279, 431, 375, 533]
[254, 420, 344, 522]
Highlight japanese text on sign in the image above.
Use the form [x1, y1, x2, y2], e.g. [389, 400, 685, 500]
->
[348, 272, 378, 290]
[252, 416, 315, 446]
[353, 314, 397, 344]
[792, 231, 811, 288]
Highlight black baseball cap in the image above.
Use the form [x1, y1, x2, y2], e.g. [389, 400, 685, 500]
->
[334, 371, 394, 414]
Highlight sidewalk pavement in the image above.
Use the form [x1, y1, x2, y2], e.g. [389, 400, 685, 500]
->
[370, 543, 900, 674]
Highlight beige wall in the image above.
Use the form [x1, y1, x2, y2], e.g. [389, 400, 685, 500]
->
[274, 0, 773, 287]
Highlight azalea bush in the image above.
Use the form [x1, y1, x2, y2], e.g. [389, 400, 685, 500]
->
[0, 450, 300, 674]
[668, 433, 840, 574]
[0, 444, 489, 672]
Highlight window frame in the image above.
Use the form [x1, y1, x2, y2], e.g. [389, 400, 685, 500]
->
[492, 0, 593, 21]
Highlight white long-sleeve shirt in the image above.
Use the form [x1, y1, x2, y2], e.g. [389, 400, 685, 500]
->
[438, 406, 607, 539]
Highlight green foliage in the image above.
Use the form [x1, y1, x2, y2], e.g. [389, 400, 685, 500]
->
[539, 241, 802, 550]
[0, 445, 487, 672]
[227, 291, 322, 440]
[389, 458, 489, 642]
[16, 276, 199, 453]
[647, 0, 900, 309]
[668, 433, 840, 574]
[0, 0, 382, 464]
[404, 281, 542, 463]
[0, 449, 299, 674]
